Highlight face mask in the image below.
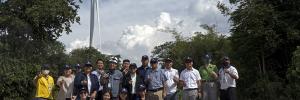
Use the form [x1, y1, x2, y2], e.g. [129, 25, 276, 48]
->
[42, 70, 50, 75]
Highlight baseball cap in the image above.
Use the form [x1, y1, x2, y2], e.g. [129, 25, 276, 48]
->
[185, 57, 193, 63]
[84, 61, 93, 67]
[64, 64, 72, 70]
[138, 84, 146, 92]
[41, 64, 50, 70]
[150, 58, 158, 64]
[121, 88, 128, 93]
[164, 58, 173, 62]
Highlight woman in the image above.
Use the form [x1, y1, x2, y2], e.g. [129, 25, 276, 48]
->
[57, 65, 75, 100]
[102, 90, 112, 100]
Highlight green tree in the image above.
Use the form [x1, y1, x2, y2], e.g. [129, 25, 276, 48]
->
[152, 25, 231, 70]
[218, 0, 300, 99]
[0, 0, 82, 99]
[68, 47, 107, 68]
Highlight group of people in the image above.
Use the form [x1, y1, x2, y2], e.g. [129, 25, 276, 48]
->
[33, 54, 239, 100]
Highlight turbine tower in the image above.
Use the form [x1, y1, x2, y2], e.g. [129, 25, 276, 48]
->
[89, 0, 101, 49]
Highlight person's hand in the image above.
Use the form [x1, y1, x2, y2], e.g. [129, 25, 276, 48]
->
[162, 92, 167, 98]
[173, 76, 179, 82]
[198, 92, 202, 99]
[103, 73, 109, 78]
[71, 96, 76, 100]
[129, 80, 133, 84]
[91, 92, 97, 100]
[60, 80, 65, 86]
[224, 69, 230, 73]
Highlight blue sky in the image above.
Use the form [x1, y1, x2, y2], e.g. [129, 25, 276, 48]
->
[58, 0, 232, 64]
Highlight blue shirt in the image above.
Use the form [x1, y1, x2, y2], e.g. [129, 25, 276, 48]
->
[145, 68, 167, 90]
[137, 65, 150, 84]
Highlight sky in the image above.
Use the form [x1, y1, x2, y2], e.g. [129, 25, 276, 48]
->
[58, 0, 232, 65]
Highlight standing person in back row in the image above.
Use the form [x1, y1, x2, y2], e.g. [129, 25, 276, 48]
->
[108, 57, 123, 100]
[72, 62, 99, 100]
[199, 54, 218, 100]
[137, 55, 150, 84]
[145, 58, 167, 100]
[56, 65, 75, 100]
[92, 59, 106, 100]
[163, 58, 179, 100]
[219, 56, 239, 100]
[179, 57, 202, 100]
[33, 64, 54, 100]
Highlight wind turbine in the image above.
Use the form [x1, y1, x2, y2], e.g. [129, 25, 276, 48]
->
[89, 0, 101, 49]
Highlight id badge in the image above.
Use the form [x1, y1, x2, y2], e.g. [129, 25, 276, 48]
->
[108, 82, 111, 88]
[209, 82, 214, 88]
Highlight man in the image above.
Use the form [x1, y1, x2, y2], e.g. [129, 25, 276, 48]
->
[163, 58, 179, 100]
[121, 59, 132, 98]
[92, 59, 106, 100]
[73, 62, 99, 100]
[107, 57, 123, 100]
[126, 63, 143, 100]
[179, 57, 202, 100]
[137, 55, 150, 84]
[121, 59, 130, 75]
[34, 64, 54, 100]
[145, 58, 167, 100]
[199, 54, 218, 100]
[219, 57, 239, 100]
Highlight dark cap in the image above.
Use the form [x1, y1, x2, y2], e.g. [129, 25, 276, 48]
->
[138, 84, 146, 92]
[130, 63, 137, 69]
[150, 58, 158, 64]
[141, 55, 149, 60]
[204, 54, 211, 60]
[123, 59, 130, 63]
[74, 64, 81, 68]
[79, 87, 87, 93]
[41, 64, 50, 70]
[121, 88, 128, 93]
[64, 64, 72, 70]
[164, 58, 173, 62]
[185, 57, 193, 63]
[223, 56, 230, 60]
[84, 61, 93, 67]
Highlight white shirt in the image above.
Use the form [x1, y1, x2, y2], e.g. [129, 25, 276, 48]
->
[219, 66, 239, 90]
[87, 74, 92, 94]
[131, 73, 137, 94]
[164, 68, 179, 94]
[180, 68, 201, 90]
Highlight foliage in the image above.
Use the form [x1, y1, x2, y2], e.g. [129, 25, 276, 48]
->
[152, 24, 232, 70]
[217, 0, 300, 99]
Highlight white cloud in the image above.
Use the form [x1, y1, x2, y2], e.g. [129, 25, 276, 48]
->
[100, 12, 184, 64]
[59, 0, 232, 64]
[66, 37, 89, 53]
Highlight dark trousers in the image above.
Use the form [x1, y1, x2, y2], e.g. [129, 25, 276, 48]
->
[96, 90, 103, 100]
[129, 93, 138, 100]
[220, 87, 237, 100]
